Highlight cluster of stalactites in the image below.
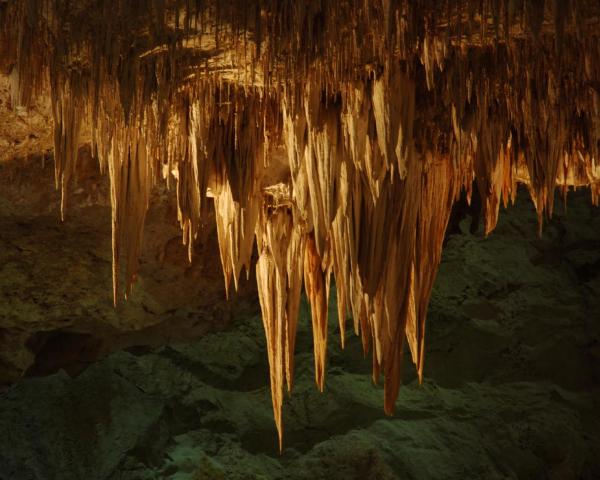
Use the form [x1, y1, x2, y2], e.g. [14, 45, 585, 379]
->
[5, 1, 600, 100]
[2, 0, 600, 448]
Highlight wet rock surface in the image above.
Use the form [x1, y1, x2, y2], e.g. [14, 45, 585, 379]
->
[0, 187, 599, 480]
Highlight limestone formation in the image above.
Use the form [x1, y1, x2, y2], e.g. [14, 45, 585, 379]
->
[1, 0, 599, 446]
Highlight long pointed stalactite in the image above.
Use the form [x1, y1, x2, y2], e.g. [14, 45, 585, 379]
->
[2, 0, 600, 448]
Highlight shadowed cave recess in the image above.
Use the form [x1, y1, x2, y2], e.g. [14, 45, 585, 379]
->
[0, 0, 599, 479]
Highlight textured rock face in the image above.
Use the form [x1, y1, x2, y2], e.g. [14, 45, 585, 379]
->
[0, 149, 257, 383]
[0, 188, 598, 479]
[1, 0, 600, 443]
[0, 75, 52, 162]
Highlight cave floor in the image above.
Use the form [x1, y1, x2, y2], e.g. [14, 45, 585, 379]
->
[1, 188, 599, 480]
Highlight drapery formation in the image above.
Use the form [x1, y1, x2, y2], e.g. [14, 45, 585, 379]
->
[2, 0, 599, 447]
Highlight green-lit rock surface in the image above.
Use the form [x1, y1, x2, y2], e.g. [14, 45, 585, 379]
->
[0, 154, 256, 382]
[1, 188, 599, 480]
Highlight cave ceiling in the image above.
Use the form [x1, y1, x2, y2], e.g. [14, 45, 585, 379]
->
[1, 0, 599, 448]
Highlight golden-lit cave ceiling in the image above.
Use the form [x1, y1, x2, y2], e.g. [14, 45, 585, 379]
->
[1, 0, 600, 449]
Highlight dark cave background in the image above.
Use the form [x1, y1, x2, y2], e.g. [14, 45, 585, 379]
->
[0, 160, 599, 479]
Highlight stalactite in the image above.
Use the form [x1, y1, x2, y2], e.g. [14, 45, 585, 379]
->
[303, 233, 330, 393]
[255, 207, 288, 451]
[255, 200, 305, 450]
[50, 76, 82, 222]
[2, 0, 600, 448]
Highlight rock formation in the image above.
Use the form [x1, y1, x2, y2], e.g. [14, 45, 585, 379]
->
[1, 0, 599, 446]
